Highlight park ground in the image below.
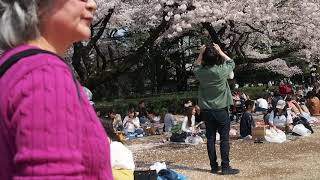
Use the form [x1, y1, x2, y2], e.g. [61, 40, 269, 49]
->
[128, 126, 320, 180]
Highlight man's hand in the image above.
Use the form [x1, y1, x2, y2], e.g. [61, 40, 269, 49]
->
[199, 45, 206, 55]
[195, 45, 206, 65]
[213, 43, 222, 54]
[212, 43, 231, 61]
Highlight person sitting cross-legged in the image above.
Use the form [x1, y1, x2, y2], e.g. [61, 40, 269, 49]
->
[123, 107, 144, 137]
[268, 100, 293, 132]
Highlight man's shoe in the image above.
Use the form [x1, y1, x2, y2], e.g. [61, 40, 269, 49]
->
[210, 166, 221, 174]
[221, 167, 240, 175]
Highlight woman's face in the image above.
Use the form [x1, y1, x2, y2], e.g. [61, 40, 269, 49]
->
[128, 112, 134, 118]
[192, 108, 196, 115]
[40, 0, 97, 44]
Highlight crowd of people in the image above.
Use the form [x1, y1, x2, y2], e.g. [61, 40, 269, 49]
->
[237, 83, 319, 140]
[88, 77, 320, 179]
[1, 0, 319, 179]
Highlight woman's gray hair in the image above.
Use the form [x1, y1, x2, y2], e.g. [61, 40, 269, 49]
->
[0, 0, 51, 50]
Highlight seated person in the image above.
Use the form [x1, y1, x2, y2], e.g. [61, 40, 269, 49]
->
[271, 92, 283, 110]
[101, 119, 135, 180]
[306, 91, 320, 116]
[181, 106, 196, 134]
[268, 100, 293, 132]
[298, 98, 310, 114]
[148, 111, 161, 124]
[107, 108, 123, 131]
[194, 105, 206, 129]
[145, 111, 161, 135]
[286, 96, 312, 121]
[240, 100, 256, 138]
[137, 100, 148, 124]
[123, 107, 143, 135]
[255, 95, 268, 113]
[164, 105, 176, 132]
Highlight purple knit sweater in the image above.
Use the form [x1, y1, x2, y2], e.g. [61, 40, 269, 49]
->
[0, 45, 113, 180]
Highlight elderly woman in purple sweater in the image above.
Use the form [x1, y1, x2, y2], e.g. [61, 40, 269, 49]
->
[0, 0, 113, 179]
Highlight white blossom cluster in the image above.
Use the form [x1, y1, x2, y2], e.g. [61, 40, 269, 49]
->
[94, 0, 320, 63]
[254, 58, 303, 77]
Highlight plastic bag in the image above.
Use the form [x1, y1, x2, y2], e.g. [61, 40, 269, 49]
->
[185, 135, 204, 144]
[150, 162, 167, 173]
[265, 128, 286, 143]
[292, 124, 311, 136]
[111, 141, 135, 170]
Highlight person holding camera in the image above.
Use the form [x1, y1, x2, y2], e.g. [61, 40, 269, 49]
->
[193, 43, 239, 175]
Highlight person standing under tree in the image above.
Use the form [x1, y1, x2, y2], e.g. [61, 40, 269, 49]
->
[193, 43, 239, 175]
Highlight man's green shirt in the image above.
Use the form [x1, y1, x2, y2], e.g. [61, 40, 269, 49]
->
[193, 59, 235, 110]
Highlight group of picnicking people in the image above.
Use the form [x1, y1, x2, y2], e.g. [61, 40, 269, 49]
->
[89, 43, 320, 177]
[78, 24, 320, 180]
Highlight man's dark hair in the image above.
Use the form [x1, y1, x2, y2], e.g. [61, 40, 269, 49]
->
[107, 108, 116, 115]
[168, 105, 176, 114]
[244, 100, 255, 109]
[138, 100, 145, 105]
[202, 44, 223, 67]
[306, 91, 316, 99]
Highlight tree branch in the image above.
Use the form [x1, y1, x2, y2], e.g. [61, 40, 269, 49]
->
[93, 43, 107, 70]
[202, 22, 223, 46]
[88, 8, 114, 49]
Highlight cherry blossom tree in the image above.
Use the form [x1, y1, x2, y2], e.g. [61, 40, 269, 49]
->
[74, 0, 319, 95]
[238, 58, 303, 78]
[94, 0, 319, 64]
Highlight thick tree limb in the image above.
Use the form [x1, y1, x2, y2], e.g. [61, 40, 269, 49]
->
[202, 22, 223, 45]
[93, 43, 107, 70]
[88, 9, 114, 49]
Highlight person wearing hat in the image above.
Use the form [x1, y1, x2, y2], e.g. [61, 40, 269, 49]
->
[268, 100, 293, 131]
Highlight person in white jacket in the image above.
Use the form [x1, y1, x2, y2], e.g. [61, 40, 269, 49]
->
[181, 106, 196, 133]
[123, 107, 143, 135]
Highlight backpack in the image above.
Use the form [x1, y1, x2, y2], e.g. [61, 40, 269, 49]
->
[293, 116, 314, 134]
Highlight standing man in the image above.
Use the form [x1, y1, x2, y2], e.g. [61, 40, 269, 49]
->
[193, 43, 239, 175]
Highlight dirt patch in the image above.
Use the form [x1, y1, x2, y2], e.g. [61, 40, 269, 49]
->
[128, 127, 320, 180]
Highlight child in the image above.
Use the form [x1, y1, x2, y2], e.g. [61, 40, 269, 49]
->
[240, 100, 256, 138]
